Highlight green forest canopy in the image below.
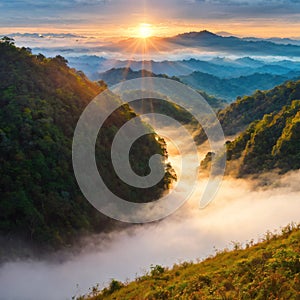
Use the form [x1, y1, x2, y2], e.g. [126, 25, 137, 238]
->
[0, 38, 174, 248]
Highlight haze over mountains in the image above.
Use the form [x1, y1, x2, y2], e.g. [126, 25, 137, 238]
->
[164, 30, 300, 56]
[243, 36, 300, 46]
[69, 56, 300, 79]
[66, 30, 300, 56]
[63, 51, 300, 104]
[2, 30, 300, 299]
[58, 31, 300, 104]
[96, 66, 300, 101]
[178, 71, 300, 101]
[6, 30, 300, 104]
[2, 0, 300, 298]
[5, 29, 300, 60]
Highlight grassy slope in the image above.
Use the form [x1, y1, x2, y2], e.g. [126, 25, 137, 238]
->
[80, 224, 300, 300]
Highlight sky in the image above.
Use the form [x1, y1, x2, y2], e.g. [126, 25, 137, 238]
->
[1, 0, 300, 38]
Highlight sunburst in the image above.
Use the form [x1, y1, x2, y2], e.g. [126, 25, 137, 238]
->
[138, 23, 153, 39]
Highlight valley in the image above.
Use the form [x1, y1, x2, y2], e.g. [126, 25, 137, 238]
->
[1, 22, 300, 300]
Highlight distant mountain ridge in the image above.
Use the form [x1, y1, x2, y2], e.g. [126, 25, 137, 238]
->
[164, 30, 300, 57]
[243, 36, 300, 46]
[67, 55, 300, 82]
[112, 30, 300, 57]
[7, 29, 300, 53]
[97, 67, 169, 86]
[179, 71, 300, 101]
[96, 67, 226, 109]
[96, 66, 300, 103]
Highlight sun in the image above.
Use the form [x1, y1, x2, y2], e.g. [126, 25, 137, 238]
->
[138, 23, 153, 39]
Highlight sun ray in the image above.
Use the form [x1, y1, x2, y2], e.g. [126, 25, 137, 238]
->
[138, 23, 153, 39]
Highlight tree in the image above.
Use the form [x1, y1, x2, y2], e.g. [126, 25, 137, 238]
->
[0, 36, 15, 45]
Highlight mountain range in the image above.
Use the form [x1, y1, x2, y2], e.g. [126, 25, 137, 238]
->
[6, 30, 300, 58]
[94, 64, 300, 177]
[96, 66, 300, 102]
[178, 71, 300, 101]
[243, 36, 300, 46]
[163, 30, 300, 57]
[106, 30, 300, 58]
[68, 55, 300, 80]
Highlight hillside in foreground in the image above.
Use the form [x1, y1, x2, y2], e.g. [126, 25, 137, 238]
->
[78, 224, 300, 300]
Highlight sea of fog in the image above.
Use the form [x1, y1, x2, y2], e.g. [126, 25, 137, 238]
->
[7, 34, 300, 62]
[0, 126, 300, 300]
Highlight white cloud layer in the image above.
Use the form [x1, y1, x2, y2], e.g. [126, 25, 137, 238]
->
[0, 161, 299, 299]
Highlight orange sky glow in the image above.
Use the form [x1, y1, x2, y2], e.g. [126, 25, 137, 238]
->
[1, 20, 300, 40]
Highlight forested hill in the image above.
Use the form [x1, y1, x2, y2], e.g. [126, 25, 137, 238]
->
[0, 39, 173, 250]
[79, 224, 300, 300]
[178, 71, 300, 102]
[97, 67, 226, 110]
[198, 79, 300, 176]
[218, 79, 300, 136]
[225, 100, 300, 176]
[97, 67, 167, 86]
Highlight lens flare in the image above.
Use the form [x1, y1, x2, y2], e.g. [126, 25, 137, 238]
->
[138, 23, 153, 39]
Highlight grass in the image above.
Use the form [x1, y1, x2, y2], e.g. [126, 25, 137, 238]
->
[77, 223, 300, 300]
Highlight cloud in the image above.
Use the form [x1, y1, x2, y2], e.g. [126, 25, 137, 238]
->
[205, 0, 300, 4]
[2, 0, 108, 6]
[1, 0, 300, 28]
[183, 0, 300, 17]
[74, 0, 109, 4]
[0, 172, 300, 300]
[0, 125, 299, 300]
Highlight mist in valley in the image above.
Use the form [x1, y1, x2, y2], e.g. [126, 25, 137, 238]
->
[0, 127, 299, 300]
[2, 2, 300, 300]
